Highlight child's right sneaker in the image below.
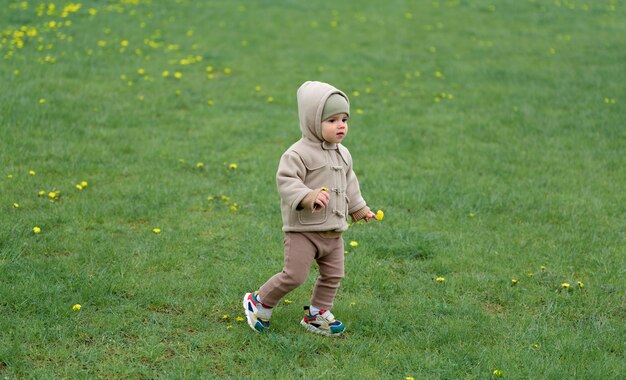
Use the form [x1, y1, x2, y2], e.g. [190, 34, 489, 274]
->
[243, 292, 272, 332]
[300, 306, 345, 336]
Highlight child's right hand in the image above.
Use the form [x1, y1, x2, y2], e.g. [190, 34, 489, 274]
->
[313, 189, 330, 212]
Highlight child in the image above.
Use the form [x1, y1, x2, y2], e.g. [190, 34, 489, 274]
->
[243, 81, 377, 336]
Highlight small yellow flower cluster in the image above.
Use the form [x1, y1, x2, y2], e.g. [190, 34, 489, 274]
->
[72, 303, 81, 311]
[434, 91, 454, 103]
[75, 180, 88, 190]
[435, 277, 446, 283]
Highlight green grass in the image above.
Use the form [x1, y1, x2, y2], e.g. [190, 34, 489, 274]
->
[1, 0, 625, 378]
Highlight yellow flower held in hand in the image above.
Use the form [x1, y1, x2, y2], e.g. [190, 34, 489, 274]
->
[376, 209, 384, 220]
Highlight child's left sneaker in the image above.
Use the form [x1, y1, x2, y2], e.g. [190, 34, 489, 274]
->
[300, 306, 345, 336]
[243, 292, 272, 333]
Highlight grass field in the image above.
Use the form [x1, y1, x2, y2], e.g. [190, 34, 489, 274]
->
[1, 0, 625, 378]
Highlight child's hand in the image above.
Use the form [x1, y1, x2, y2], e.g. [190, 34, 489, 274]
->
[313, 189, 330, 212]
[363, 210, 378, 222]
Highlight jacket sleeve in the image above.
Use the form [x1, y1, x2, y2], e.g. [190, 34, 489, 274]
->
[276, 150, 313, 211]
[345, 159, 367, 215]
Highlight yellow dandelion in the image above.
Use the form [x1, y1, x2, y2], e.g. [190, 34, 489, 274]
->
[532, 343, 540, 349]
[223, 67, 232, 74]
[236, 316, 245, 322]
[80, 181, 88, 188]
[29, 170, 36, 176]
[174, 71, 183, 79]
[255, 85, 262, 92]
[76, 184, 83, 190]
[88, 8, 97, 16]
[38, 190, 45, 196]
[207, 99, 214, 105]
[48, 192, 57, 199]
[220, 195, 230, 202]
[72, 304, 81, 311]
[283, 299, 293, 305]
[376, 209, 384, 220]
[435, 71, 444, 78]
[207, 196, 215, 201]
[577, 281, 584, 288]
[13, 203, 19, 208]
[153, 228, 161, 234]
[493, 369, 503, 377]
[120, 40, 129, 47]
[33, 226, 41, 234]
[222, 314, 230, 320]
[162, 70, 170, 78]
[229, 163, 238, 170]
[511, 279, 519, 285]
[406, 377, 415, 380]
[352, 91, 360, 97]
[349, 241, 359, 247]
[561, 283, 570, 289]
[230, 203, 239, 212]
[435, 277, 445, 282]
[39, 98, 46, 104]
[7, 174, 14, 179]
[196, 162, 204, 168]
[267, 96, 274, 103]
[137, 68, 145, 75]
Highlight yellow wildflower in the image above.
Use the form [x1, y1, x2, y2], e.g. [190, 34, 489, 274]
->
[162, 70, 170, 78]
[349, 241, 359, 247]
[120, 40, 129, 47]
[236, 316, 244, 322]
[223, 67, 232, 74]
[222, 314, 230, 320]
[283, 299, 293, 305]
[511, 279, 519, 285]
[174, 72, 183, 79]
[435, 277, 445, 282]
[493, 369, 503, 377]
[376, 210, 384, 220]
[76, 184, 83, 190]
[33, 227, 41, 234]
[137, 68, 145, 75]
[153, 228, 161, 234]
[577, 281, 584, 288]
[561, 283, 570, 289]
[13, 203, 19, 208]
[196, 162, 204, 168]
[229, 163, 238, 170]
[29, 170, 36, 176]
[72, 304, 81, 311]
[80, 181, 88, 187]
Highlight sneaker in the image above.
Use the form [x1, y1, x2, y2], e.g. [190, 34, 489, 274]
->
[242, 292, 272, 332]
[300, 306, 345, 336]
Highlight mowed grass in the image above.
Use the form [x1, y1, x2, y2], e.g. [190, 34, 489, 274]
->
[1, 0, 625, 378]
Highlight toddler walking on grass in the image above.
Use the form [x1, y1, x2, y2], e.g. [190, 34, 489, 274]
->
[243, 81, 377, 336]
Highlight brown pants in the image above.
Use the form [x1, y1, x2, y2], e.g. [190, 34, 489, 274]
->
[258, 232, 345, 310]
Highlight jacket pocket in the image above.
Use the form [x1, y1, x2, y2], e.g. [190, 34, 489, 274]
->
[298, 207, 328, 225]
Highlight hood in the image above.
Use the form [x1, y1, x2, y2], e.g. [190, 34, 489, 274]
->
[296, 81, 350, 143]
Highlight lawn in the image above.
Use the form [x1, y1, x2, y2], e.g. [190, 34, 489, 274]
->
[1, 0, 625, 378]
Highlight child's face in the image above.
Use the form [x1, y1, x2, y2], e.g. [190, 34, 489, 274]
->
[321, 113, 349, 144]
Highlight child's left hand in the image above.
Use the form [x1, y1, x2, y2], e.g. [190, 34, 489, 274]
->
[363, 210, 378, 222]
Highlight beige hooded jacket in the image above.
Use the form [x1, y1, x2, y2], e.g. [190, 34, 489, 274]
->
[276, 81, 370, 232]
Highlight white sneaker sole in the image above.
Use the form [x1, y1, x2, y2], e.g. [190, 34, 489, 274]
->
[242, 293, 261, 332]
[300, 319, 343, 337]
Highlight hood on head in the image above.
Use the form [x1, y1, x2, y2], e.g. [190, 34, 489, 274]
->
[296, 81, 350, 143]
